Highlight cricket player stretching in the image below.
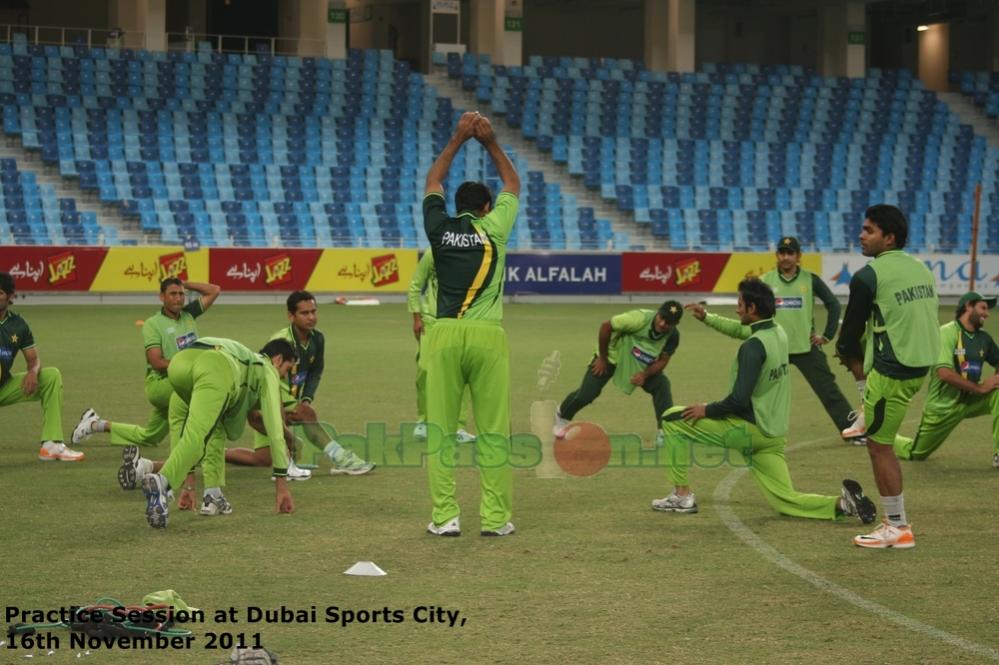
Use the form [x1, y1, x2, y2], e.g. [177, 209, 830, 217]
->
[141, 337, 297, 529]
[422, 111, 520, 537]
[894, 291, 999, 466]
[836, 205, 939, 549]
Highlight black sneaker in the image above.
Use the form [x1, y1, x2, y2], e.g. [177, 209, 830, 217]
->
[840, 479, 876, 524]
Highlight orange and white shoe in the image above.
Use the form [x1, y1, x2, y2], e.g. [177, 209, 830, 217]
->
[841, 408, 866, 440]
[853, 520, 915, 549]
[38, 441, 85, 462]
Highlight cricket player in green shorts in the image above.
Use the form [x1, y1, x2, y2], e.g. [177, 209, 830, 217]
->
[553, 301, 682, 446]
[0, 272, 78, 462]
[836, 204, 939, 549]
[73, 278, 221, 477]
[652, 278, 876, 525]
[407, 251, 476, 444]
[422, 111, 519, 537]
[894, 292, 999, 466]
[140, 337, 297, 529]
[225, 290, 373, 477]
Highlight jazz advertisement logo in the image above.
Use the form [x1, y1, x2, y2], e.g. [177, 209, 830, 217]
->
[674, 258, 702, 287]
[158, 252, 188, 282]
[264, 254, 293, 287]
[370, 253, 399, 287]
[47, 251, 77, 286]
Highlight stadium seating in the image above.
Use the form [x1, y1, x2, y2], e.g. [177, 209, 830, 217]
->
[449, 53, 997, 253]
[0, 45, 616, 249]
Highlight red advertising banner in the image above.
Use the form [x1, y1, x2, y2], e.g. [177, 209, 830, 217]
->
[621, 252, 731, 292]
[0, 245, 109, 291]
[209, 248, 324, 291]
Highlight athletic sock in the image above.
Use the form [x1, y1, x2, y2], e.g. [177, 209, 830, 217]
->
[855, 379, 866, 400]
[204, 487, 223, 499]
[881, 494, 907, 527]
[95, 420, 111, 433]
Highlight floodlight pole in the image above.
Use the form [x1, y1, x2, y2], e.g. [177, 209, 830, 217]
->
[970, 182, 982, 291]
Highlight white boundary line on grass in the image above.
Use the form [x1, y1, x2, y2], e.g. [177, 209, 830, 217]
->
[712, 433, 999, 661]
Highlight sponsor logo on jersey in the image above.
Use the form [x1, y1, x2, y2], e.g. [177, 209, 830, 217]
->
[960, 359, 983, 378]
[159, 252, 188, 281]
[775, 296, 804, 309]
[631, 346, 657, 366]
[370, 253, 400, 287]
[47, 251, 77, 286]
[264, 254, 293, 286]
[291, 371, 307, 386]
[0, 346, 13, 361]
[176, 331, 197, 349]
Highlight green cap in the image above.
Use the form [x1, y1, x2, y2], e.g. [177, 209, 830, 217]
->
[957, 292, 997, 316]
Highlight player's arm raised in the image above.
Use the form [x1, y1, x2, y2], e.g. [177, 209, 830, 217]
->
[183, 280, 222, 311]
[424, 111, 478, 196]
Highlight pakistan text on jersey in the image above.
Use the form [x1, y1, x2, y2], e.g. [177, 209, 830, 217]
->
[768, 363, 790, 381]
[506, 266, 607, 283]
[893, 284, 935, 305]
[440, 231, 484, 248]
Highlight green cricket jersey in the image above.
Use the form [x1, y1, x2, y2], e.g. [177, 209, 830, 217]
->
[602, 309, 680, 395]
[142, 299, 205, 375]
[706, 319, 791, 437]
[407, 251, 439, 325]
[761, 268, 840, 355]
[270, 326, 325, 403]
[188, 336, 288, 469]
[0, 310, 34, 387]
[423, 191, 519, 321]
[926, 320, 999, 409]
[837, 250, 939, 378]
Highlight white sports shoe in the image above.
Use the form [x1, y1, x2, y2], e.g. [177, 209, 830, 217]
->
[455, 429, 477, 444]
[853, 520, 915, 549]
[72, 408, 100, 445]
[142, 473, 171, 528]
[654, 431, 665, 448]
[426, 517, 461, 537]
[38, 441, 85, 462]
[993, 452, 999, 469]
[552, 408, 570, 439]
[328, 448, 375, 476]
[413, 422, 427, 440]
[842, 408, 866, 439]
[651, 491, 698, 513]
[199, 492, 234, 516]
[480, 522, 516, 537]
[118, 445, 153, 490]
[286, 459, 312, 481]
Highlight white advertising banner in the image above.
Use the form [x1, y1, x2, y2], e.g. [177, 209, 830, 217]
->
[822, 254, 999, 296]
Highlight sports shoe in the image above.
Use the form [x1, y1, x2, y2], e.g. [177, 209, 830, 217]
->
[651, 491, 698, 513]
[481, 522, 516, 537]
[455, 429, 477, 444]
[839, 479, 877, 524]
[654, 431, 665, 448]
[413, 422, 427, 440]
[853, 520, 915, 549]
[993, 452, 999, 469]
[38, 441, 85, 462]
[329, 448, 375, 476]
[842, 408, 866, 439]
[426, 516, 461, 537]
[851, 436, 869, 447]
[552, 408, 570, 439]
[141, 473, 171, 529]
[118, 445, 154, 490]
[199, 492, 234, 516]
[286, 459, 312, 481]
[72, 408, 100, 445]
